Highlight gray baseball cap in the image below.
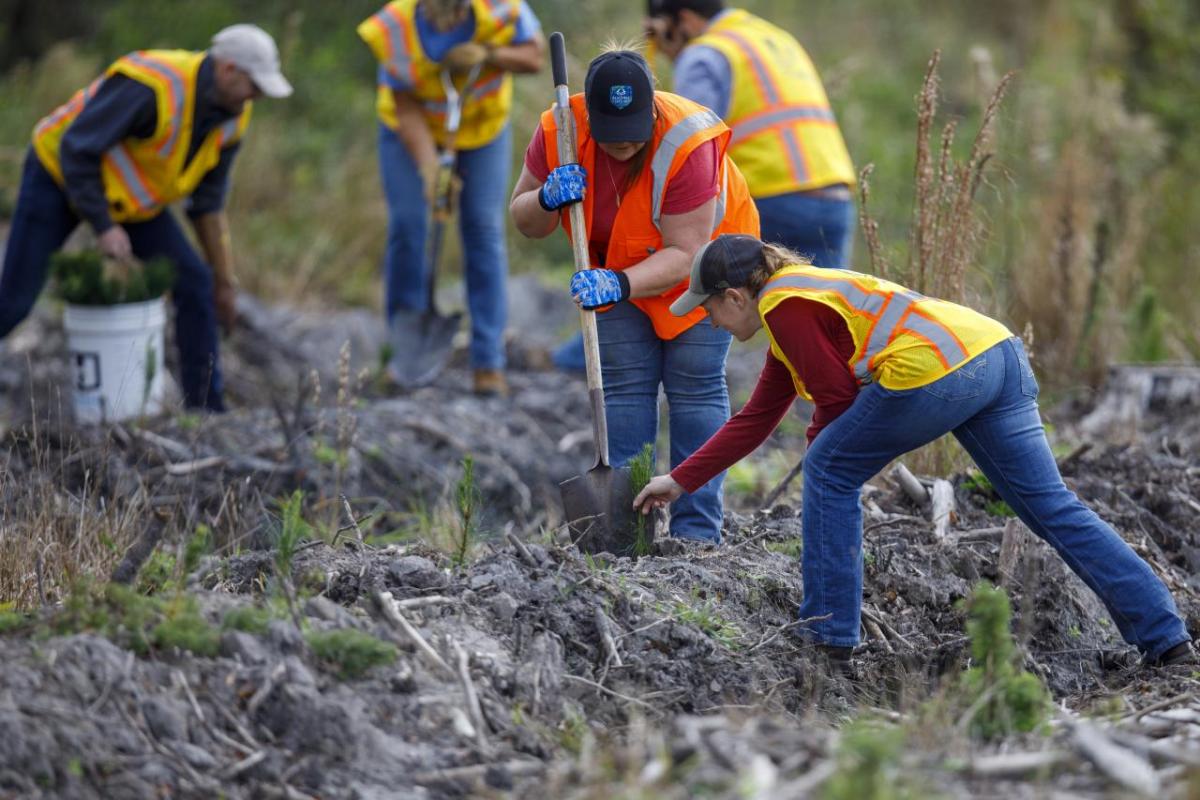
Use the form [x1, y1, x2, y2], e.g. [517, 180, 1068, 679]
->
[670, 234, 765, 316]
[211, 24, 293, 98]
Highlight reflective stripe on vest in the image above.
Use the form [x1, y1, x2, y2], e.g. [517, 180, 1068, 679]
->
[729, 105, 836, 145]
[708, 27, 811, 185]
[649, 108, 724, 230]
[762, 274, 969, 382]
[420, 72, 506, 113]
[376, 5, 417, 84]
[106, 145, 159, 208]
[123, 52, 187, 159]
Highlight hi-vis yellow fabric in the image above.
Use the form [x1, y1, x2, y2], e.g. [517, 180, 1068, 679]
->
[689, 9, 855, 198]
[358, 0, 519, 149]
[758, 264, 1012, 399]
[33, 50, 251, 223]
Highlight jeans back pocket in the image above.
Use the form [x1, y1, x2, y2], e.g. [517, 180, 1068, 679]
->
[1012, 338, 1039, 399]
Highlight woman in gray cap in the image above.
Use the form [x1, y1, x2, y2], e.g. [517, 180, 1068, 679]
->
[510, 47, 760, 544]
[633, 233, 1195, 668]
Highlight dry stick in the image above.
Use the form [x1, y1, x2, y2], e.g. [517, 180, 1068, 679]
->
[221, 750, 268, 780]
[450, 639, 489, 750]
[505, 528, 539, 567]
[415, 761, 544, 785]
[247, 662, 287, 717]
[967, 750, 1073, 778]
[1071, 720, 1161, 797]
[910, 49, 942, 292]
[762, 456, 805, 510]
[1126, 691, 1198, 723]
[593, 606, 623, 669]
[173, 670, 253, 757]
[862, 605, 911, 648]
[376, 591, 454, 677]
[562, 673, 658, 713]
[862, 617, 894, 653]
[747, 614, 833, 654]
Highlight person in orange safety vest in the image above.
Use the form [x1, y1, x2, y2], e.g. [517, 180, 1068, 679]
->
[510, 48, 759, 543]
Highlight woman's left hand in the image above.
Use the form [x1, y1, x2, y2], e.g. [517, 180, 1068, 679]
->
[633, 474, 684, 513]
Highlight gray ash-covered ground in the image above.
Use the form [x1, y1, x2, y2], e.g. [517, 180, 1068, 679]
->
[1, 287, 1199, 798]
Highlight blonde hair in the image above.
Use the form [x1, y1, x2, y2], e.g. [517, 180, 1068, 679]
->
[744, 242, 812, 296]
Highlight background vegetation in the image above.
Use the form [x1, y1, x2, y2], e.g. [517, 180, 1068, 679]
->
[1, 0, 1197, 386]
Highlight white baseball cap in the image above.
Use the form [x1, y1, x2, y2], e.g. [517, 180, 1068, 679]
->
[211, 24, 293, 98]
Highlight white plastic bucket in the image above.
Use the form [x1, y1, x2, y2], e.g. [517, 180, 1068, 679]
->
[64, 298, 167, 424]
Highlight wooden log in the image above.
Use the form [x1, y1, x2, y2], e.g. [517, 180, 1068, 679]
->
[998, 519, 1034, 590]
[1071, 720, 1161, 797]
[930, 479, 956, 539]
[891, 463, 929, 508]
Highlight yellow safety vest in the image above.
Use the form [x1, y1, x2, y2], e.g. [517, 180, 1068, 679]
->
[358, 0, 519, 150]
[758, 264, 1012, 399]
[688, 9, 856, 198]
[32, 50, 251, 223]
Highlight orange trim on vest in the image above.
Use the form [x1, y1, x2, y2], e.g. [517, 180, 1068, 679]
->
[540, 91, 760, 340]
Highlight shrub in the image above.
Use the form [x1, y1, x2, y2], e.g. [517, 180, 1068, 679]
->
[306, 628, 397, 680]
[958, 583, 1049, 738]
[222, 605, 273, 635]
[151, 595, 220, 657]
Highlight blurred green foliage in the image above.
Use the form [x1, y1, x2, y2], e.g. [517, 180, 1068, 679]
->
[1, 0, 1197, 379]
[50, 249, 175, 305]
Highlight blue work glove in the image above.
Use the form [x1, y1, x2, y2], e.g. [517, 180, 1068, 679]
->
[570, 268, 630, 311]
[539, 164, 588, 211]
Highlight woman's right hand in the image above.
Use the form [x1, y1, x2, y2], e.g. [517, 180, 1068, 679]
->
[538, 164, 587, 211]
[633, 474, 685, 514]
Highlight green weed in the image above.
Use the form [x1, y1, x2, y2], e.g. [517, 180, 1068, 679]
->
[766, 539, 803, 559]
[152, 595, 220, 657]
[824, 720, 913, 800]
[306, 628, 397, 680]
[672, 590, 742, 650]
[222, 605, 273, 635]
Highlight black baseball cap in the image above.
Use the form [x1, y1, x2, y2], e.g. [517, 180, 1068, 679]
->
[670, 234, 765, 316]
[584, 51, 655, 143]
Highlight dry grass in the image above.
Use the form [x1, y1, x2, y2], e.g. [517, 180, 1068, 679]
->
[0, 415, 142, 609]
[857, 51, 1015, 476]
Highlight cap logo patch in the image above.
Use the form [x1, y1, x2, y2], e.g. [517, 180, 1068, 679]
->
[610, 85, 633, 110]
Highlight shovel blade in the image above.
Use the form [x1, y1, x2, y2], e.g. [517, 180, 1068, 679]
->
[560, 464, 640, 557]
[387, 309, 463, 389]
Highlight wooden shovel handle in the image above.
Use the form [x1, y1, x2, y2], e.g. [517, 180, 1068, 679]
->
[550, 31, 609, 469]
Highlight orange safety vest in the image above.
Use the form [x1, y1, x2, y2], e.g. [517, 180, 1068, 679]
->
[758, 264, 1012, 398]
[32, 50, 251, 223]
[358, 0, 519, 150]
[540, 91, 760, 340]
[688, 9, 856, 198]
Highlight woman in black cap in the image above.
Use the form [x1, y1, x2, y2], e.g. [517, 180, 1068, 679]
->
[632, 233, 1194, 667]
[510, 48, 760, 543]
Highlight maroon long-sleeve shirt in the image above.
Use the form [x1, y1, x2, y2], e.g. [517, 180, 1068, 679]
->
[671, 297, 859, 493]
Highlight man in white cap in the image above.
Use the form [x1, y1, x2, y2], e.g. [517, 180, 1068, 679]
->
[0, 24, 291, 412]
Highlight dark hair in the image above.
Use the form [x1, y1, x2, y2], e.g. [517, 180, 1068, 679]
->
[648, 0, 726, 20]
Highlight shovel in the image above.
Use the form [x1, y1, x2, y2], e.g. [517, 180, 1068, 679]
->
[387, 64, 482, 389]
[549, 32, 638, 557]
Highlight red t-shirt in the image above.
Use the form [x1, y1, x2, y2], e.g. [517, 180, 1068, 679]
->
[671, 297, 860, 493]
[524, 126, 719, 265]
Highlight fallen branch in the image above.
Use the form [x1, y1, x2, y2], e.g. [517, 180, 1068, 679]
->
[594, 607, 623, 668]
[562, 673, 658, 713]
[376, 591, 454, 677]
[930, 478, 956, 538]
[892, 463, 929, 507]
[450, 639, 489, 751]
[1071, 720, 1161, 797]
[966, 749, 1072, 778]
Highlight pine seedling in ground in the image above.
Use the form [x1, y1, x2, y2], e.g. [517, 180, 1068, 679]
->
[274, 490, 311, 628]
[307, 628, 397, 680]
[453, 455, 480, 567]
[628, 442, 655, 557]
[959, 582, 1049, 738]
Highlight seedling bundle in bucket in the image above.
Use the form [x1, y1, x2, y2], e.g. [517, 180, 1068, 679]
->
[51, 250, 175, 424]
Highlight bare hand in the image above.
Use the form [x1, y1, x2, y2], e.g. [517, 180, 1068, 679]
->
[442, 42, 489, 72]
[97, 225, 133, 263]
[633, 474, 685, 514]
[214, 281, 238, 334]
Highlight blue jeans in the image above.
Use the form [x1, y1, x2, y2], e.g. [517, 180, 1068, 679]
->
[0, 149, 223, 410]
[798, 337, 1189, 659]
[597, 301, 731, 542]
[379, 123, 509, 370]
[756, 191, 855, 268]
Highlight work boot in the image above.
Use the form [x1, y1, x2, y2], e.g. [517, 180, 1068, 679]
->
[472, 369, 508, 397]
[1144, 640, 1199, 668]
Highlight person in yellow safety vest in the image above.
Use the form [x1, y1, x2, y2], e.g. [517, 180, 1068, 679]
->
[358, 0, 545, 396]
[633, 234, 1197, 669]
[1, 24, 292, 412]
[645, 1, 857, 267]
